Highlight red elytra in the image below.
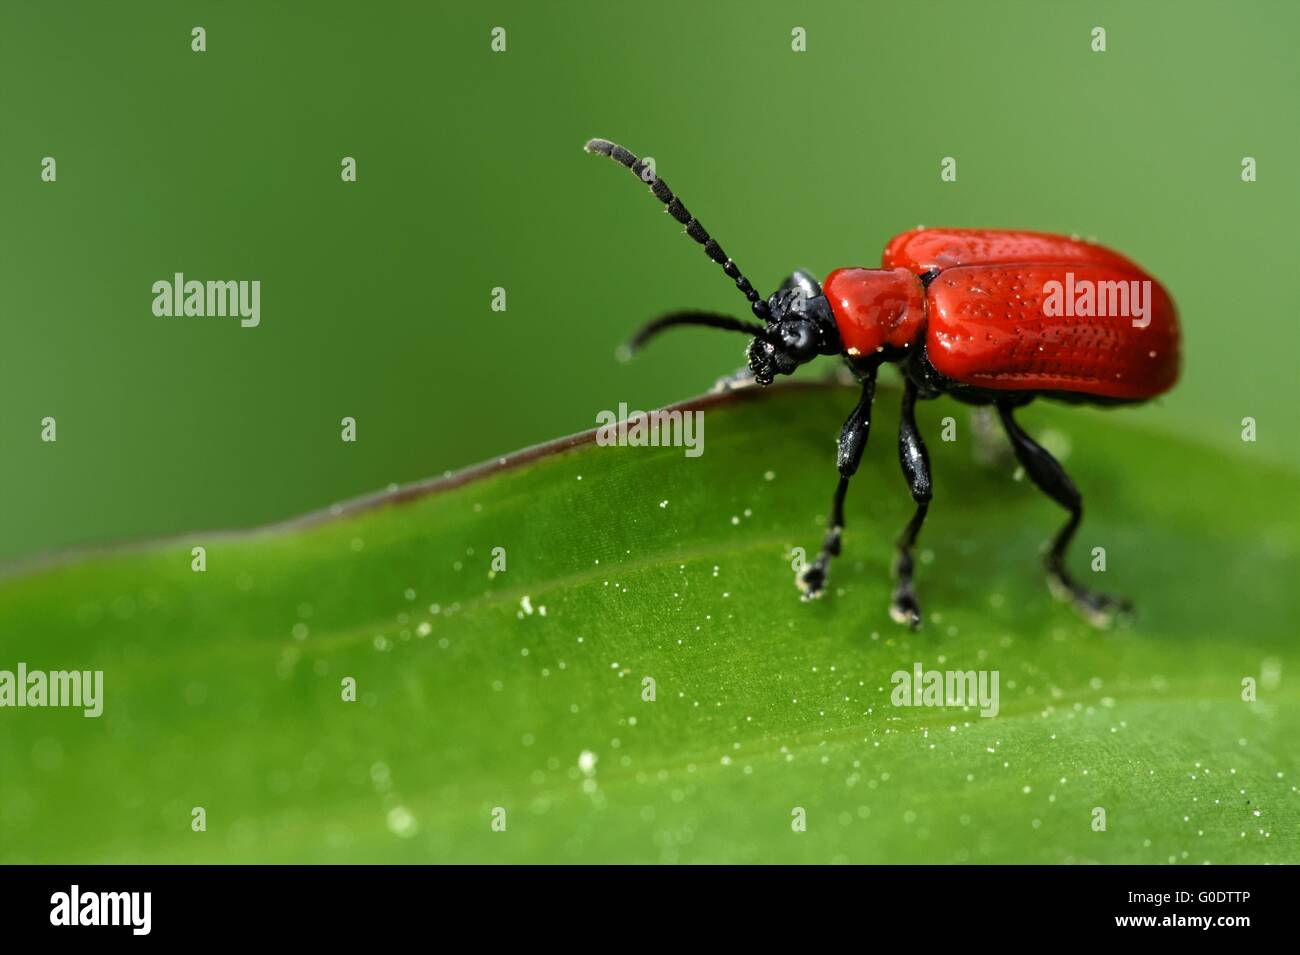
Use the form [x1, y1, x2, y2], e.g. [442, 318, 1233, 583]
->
[823, 228, 1180, 400]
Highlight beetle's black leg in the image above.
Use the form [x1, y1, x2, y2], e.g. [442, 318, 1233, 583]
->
[996, 401, 1131, 625]
[797, 370, 878, 600]
[798, 476, 848, 599]
[891, 379, 932, 629]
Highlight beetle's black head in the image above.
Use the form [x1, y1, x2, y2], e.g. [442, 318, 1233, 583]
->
[585, 138, 841, 380]
[746, 271, 841, 386]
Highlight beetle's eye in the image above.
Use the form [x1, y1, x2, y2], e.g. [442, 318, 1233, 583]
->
[770, 288, 795, 316]
[782, 322, 816, 359]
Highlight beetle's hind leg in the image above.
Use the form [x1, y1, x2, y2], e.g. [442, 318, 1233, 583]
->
[891, 379, 932, 629]
[996, 401, 1132, 626]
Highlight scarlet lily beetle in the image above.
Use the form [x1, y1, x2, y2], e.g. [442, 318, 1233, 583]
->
[584, 138, 1180, 628]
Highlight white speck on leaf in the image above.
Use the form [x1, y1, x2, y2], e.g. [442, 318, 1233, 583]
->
[386, 806, 417, 838]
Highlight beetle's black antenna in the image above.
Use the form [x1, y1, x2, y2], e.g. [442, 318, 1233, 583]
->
[585, 138, 770, 321]
[623, 310, 782, 357]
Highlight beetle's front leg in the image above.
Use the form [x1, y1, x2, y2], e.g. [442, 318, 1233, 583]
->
[798, 371, 877, 600]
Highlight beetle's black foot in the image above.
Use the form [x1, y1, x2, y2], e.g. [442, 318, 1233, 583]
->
[797, 561, 829, 600]
[1048, 571, 1132, 628]
[890, 537, 925, 629]
[889, 583, 923, 629]
[798, 524, 842, 601]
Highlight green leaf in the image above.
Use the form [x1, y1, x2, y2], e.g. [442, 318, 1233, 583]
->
[1, 384, 1296, 863]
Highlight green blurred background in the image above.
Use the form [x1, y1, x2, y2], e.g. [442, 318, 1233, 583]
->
[2, 0, 1295, 563]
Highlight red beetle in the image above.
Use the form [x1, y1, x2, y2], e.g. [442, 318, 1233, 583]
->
[586, 139, 1179, 627]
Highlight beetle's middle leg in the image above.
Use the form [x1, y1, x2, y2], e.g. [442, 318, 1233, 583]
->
[798, 372, 877, 600]
[996, 401, 1131, 625]
[891, 379, 932, 628]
